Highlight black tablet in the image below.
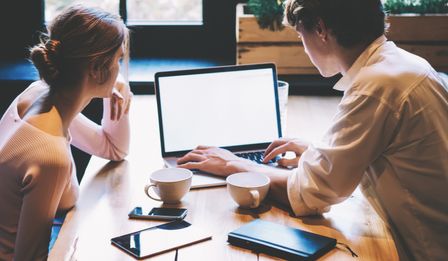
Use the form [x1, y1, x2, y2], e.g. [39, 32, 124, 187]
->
[111, 220, 211, 259]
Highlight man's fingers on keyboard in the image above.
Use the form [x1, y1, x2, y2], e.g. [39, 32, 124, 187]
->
[263, 152, 275, 164]
[265, 139, 289, 156]
[177, 153, 206, 164]
[265, 140, 281, 155]
[178, 161, 203, 169]
[263, 145, 287, 163]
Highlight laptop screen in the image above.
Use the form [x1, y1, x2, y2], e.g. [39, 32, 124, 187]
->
[155, 63, 281, 157]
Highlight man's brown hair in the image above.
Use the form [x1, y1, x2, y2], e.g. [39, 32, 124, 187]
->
[284, 0, 387, 48]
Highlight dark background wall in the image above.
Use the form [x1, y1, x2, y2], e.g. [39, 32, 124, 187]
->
[0, 1, 44, 59]
[0, 0, 241, 61]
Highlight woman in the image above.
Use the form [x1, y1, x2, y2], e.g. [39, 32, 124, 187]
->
[0, 5, 132, 260]
[178, 0, 448, 260]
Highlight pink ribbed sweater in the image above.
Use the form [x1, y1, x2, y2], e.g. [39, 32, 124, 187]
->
[0, 82, 130, 260]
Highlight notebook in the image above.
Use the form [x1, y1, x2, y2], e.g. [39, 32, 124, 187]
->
[111, 220, 211, 259]
[228, 219, 336, 260]
[154, 63, 282, 189]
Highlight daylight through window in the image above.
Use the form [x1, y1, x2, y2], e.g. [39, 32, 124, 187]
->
[45, 0, 203, 25]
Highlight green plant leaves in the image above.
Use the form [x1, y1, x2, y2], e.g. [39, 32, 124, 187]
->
[247, 0, 286, 31]
[384, 0, 448, 14]
[246, 0, 447, 32]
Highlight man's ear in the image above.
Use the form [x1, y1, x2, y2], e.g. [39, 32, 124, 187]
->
[315, 18, 328, 42]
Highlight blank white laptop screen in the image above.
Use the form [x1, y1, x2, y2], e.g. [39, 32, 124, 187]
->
[156, 63, 280, 155]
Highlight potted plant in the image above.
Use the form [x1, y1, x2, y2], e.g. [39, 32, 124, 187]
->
[384, 0, 448, 14]
[236, 0, 448, 74]
[236, 1, 317, 75]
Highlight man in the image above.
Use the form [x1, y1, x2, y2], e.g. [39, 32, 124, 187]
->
[178, 0, 448, 260]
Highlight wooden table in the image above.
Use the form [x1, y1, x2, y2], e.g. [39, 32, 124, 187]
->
[49, 95, 398, 260]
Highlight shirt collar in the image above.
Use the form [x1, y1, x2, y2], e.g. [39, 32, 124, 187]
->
[333, 35, 387, 91]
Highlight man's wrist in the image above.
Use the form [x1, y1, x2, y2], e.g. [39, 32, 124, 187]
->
[227, 158, 257, 174]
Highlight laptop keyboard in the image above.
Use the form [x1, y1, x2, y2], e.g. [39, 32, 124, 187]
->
[235, 151, 280, 164]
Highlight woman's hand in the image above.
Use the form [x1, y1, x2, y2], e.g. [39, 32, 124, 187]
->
[110, 74, 133, 121]
[263, 138, 309, 168]
[177, 146, 257, 177]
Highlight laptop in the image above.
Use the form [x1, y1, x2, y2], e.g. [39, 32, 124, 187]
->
[154, 63, 282, 189]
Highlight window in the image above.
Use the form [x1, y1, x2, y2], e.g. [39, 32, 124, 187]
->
[43, 0, 234, 61]
[127, 0, 202, 25]
[45, 0, 203, 25]
[45, 1, 118, 22]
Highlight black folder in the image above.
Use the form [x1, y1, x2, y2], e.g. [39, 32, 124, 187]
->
[228, 219, 336, 260]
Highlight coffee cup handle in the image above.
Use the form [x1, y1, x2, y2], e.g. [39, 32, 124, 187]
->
[144, 184, 162, 201]
[249, 190, 260, 208]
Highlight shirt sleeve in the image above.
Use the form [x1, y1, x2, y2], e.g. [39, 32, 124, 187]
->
[287, 93, 398, 216]
[69, 98, 130, 161]
[57, 167, 79, 212]
[14, 163, 70, 261]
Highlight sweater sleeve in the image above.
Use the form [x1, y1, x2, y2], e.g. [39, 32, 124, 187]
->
[287, 93, 398, 216]
[69, 98, 130, 161]
[57, 167, 79, 212]
[14, 163, 70, 261]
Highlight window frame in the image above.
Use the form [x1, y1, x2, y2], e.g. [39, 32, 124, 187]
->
[119, 0, 203, 26]
[40, 0, 236, 60]
[123, 0, 236, 60]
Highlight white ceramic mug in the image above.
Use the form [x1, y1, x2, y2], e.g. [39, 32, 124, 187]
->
[144, 168, 193, 204]
[226, 172, 270, 209]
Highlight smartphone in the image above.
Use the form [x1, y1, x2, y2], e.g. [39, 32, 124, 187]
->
[128, 207, 187, 221]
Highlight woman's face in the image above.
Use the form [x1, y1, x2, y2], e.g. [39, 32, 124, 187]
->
[296, 23, 339, 77]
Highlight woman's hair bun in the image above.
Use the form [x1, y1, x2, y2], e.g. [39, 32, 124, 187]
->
[30, 39, 62, 86]
[45, 39, 61, 58]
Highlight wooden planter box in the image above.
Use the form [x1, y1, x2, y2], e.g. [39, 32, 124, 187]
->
[236, 3, 448, 74]
[236, 3, 316, 75]
[386, 15, 448, 72]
